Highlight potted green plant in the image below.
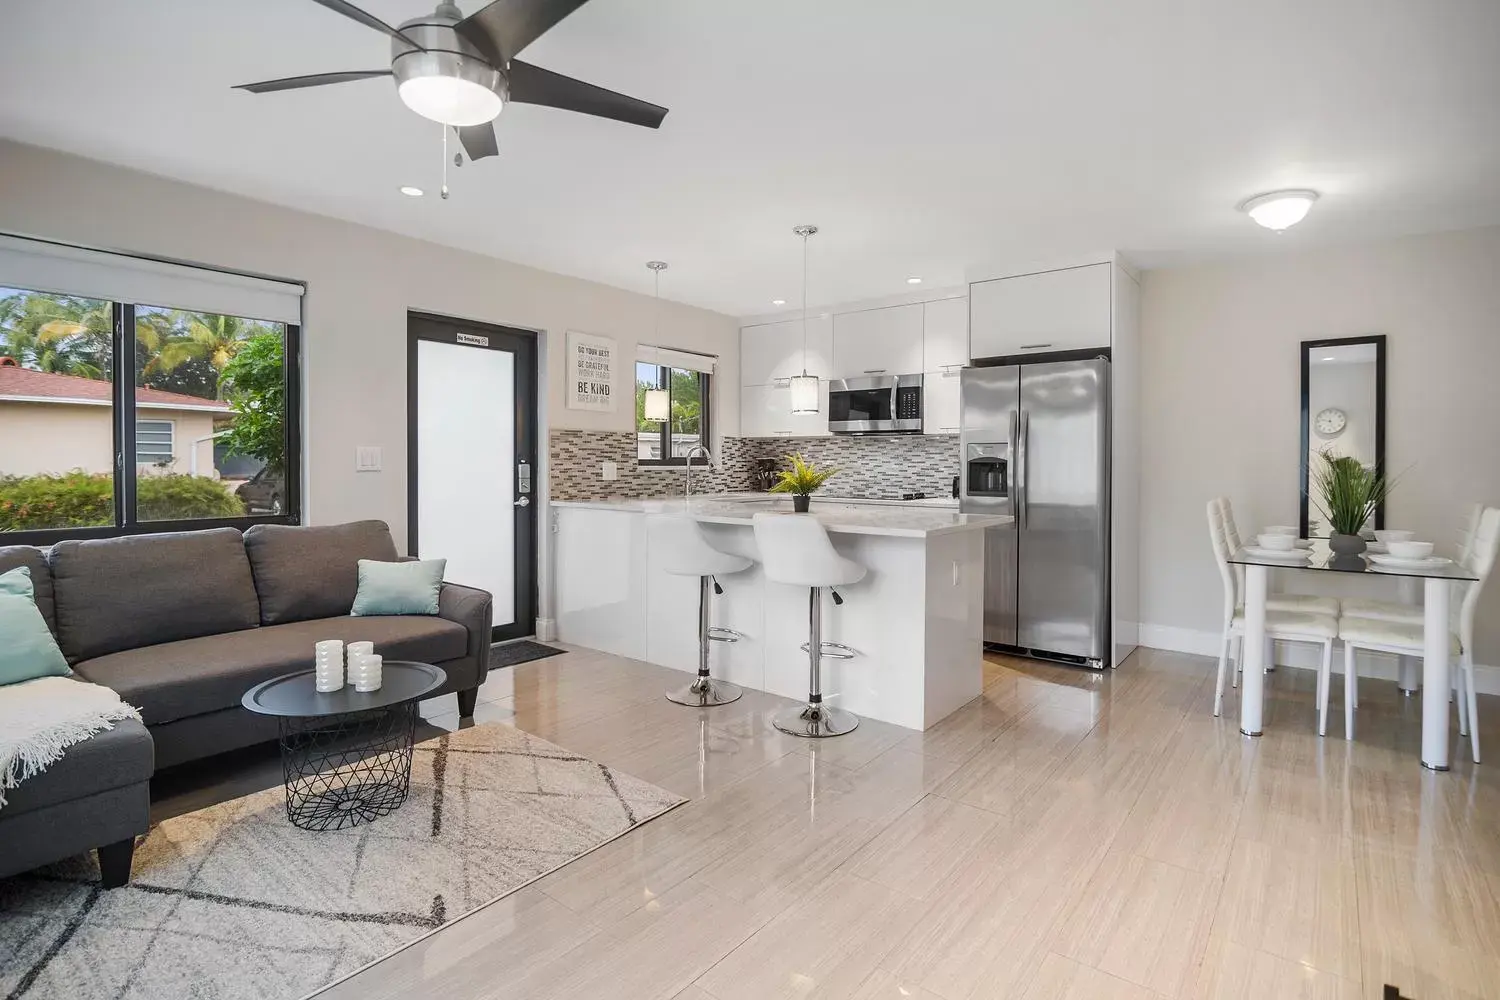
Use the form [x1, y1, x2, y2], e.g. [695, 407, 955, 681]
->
[1310, 452, 1396, 555]
[768, 453, 837, 512]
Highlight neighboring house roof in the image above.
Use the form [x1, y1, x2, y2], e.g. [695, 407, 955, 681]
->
[0, 365, 231, 412]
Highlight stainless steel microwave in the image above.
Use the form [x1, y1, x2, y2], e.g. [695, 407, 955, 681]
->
[828, 373, 924, 434]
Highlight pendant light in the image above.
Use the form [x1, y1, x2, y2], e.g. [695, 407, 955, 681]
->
[789, 225, 820, 414]
[643, 261, 671, 422]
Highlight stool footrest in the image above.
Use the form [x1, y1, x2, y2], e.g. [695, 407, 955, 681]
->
[799, 641, 858, 659]
[707, 626, 744, 643]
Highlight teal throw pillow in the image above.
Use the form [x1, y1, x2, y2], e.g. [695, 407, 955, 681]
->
[0, 566, 71, 686]
[351, 559, 446, 616]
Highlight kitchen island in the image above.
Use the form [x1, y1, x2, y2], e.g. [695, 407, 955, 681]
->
[550, 494, 1010, 730]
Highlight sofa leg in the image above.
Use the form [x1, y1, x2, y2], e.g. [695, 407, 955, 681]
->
[457, 687, 479, 718]
[97, 837, 136, 889]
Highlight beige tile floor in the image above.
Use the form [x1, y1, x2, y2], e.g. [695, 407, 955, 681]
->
[316, 644, 1500, 1000]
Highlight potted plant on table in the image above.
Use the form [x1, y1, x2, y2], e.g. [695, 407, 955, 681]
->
[769, 453, 837, 513]
[1310, 452, 1396, 556]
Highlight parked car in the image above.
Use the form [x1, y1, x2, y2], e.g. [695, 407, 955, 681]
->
[235, 466, 284, 514]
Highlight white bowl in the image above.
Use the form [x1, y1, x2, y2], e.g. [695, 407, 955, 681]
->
[1387, 541, 1434, 560]
[1257, 533, 1297, 551]
[1263, 525, 1298, 536]
[1374, 529, 1415, 544]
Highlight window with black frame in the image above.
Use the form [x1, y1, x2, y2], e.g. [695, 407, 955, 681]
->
[0, 278, 301, 542]
[635, 361, 710, 464]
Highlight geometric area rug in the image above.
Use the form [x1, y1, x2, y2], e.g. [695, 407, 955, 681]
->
[0, 724, 686, 1000]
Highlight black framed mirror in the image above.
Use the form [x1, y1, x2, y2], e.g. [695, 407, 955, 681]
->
[1299, 335, 1387, 537]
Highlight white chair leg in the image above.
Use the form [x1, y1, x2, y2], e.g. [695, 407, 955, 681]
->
[1232, 635, 1242, 688]
[1318, 640, 1332, 737]
[1344, 643, 1357, 741]
[1464, 654, 1481, 764]
[1456, 663, 1471, 737]
[1264, 636, 1274, 673]
[1213, 629, 1230, 718]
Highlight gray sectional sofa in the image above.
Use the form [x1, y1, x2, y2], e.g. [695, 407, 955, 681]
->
[0, 520, 492, 886]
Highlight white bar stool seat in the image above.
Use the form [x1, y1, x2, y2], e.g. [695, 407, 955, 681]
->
[650, 515, 753, 707]
[752, 513, 867, 738]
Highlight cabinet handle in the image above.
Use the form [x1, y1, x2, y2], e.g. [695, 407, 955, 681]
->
[863, 369, 887, 374]
[771, 378, 791, 388]
[1019, 343, 1053, 351]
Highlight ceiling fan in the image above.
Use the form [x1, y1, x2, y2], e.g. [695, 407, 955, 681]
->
[233, 0, 667, 161]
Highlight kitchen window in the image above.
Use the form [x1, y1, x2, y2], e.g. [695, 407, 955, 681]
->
[0, 233, 304, 543]
[636, 361, 711, 465]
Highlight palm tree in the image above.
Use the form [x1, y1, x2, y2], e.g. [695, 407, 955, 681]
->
[137, 310, 281, 395]
[0, 289, 114, 380]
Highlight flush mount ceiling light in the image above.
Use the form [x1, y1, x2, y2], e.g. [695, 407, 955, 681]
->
[643, 261, 671, 422]
[399, 185, 424, 197]
[789, 225, 821, 415]
[906, 276, 923, 284]
[1239, 189, 1319, 231]
[771, 299, 786, 306]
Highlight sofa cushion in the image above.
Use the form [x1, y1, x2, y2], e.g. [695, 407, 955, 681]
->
[73, 615, 468, 725]
[0, 545, 53, 635]
[0, 696, 153, 816]
[48, 528, 261, 664]
[243, 521, 399, 625]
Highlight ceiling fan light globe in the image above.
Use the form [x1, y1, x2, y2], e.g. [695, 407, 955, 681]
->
[398, 75, 504, 126]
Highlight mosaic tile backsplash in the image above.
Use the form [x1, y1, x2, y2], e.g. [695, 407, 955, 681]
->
[548, 430, 960, 501]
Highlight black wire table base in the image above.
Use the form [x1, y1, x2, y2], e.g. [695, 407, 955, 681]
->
[277, 702, 419, 831]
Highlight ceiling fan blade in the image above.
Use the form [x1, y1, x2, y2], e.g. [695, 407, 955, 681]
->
[306, 0, 425, 50]
[455, 0, 590, 65]
[507, 60, 667, 129]
[233, 70, 393, 94]
[455, 123, 500, 160]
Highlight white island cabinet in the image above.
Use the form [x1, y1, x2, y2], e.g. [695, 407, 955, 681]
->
[552, 496, 1010, 730]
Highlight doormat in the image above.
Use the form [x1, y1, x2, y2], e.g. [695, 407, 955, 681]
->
[488, 640, 566, 670]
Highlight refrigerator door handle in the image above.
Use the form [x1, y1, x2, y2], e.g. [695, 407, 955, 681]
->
[1017, 409, 1029, 530]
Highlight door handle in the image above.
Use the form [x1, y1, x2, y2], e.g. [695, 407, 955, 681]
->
[514, 496, 530, 508]
[1018, 409, 1029, 530]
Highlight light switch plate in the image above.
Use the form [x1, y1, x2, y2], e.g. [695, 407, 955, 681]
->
[601, 461, 618, 481]
[356, 446, 382, 472]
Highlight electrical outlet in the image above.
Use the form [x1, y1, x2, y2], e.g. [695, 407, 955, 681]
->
[356, 446, 382, 472]
[601, 461, 618, 481]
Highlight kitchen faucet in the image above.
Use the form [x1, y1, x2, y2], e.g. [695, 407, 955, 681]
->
[683, 444, 714, 500]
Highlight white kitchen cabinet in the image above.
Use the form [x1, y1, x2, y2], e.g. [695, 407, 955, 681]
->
[923, 369, 962, 435]
[832, 303, 924, 378]
[969, 262, 1111, 360]
[740, 315, 832, 386]
[922, 296, 968, 370]
[740, 380, 831, 439]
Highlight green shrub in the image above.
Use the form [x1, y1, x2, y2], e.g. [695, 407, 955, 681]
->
[0, 471, 245, 531]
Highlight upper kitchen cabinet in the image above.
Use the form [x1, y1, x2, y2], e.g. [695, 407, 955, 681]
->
[969, 262, 1111, 360]
[832, 303, 924, 377]
[741, 380, 831, 438]
[922, 296, 968, 371]
[740, 315, 832, 386]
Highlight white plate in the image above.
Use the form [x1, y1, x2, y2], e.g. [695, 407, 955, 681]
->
[1243, 546, 1313, 561]
[1368, 553, 1453, 570]
[1294, 538, 1314, 549]
[1365, 541, 1388, 554]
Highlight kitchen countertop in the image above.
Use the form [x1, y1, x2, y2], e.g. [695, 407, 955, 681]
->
[549, 493, 1009, 538]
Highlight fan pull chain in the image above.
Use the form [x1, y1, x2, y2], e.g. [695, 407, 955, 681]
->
[441, 125, 450, 200]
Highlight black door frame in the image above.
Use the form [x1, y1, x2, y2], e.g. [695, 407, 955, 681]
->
[407, 311, 539, 642]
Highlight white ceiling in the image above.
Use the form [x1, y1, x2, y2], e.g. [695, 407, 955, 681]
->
[2, 0, 1498, 317]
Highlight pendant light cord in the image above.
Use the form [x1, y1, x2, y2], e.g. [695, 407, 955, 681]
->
[800, 229, 809, 375]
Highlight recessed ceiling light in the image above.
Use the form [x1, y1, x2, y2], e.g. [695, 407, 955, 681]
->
[1238, 189, 1319, 231]
[771, 299, 786, 306]
[1322, 356, 1337, 361]
[399, 185, 424, 197]
[906, 276, 923, 284]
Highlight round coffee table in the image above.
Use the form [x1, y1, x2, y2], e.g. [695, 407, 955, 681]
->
[242, 662, 444, 831]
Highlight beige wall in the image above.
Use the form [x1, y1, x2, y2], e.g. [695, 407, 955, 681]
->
[0, 140, 740, 541]
[0, 401, 220, 478]
[1139, 225, 1500, 662]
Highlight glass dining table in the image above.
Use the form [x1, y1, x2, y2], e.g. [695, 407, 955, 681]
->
[1228, 545, 1479, 770]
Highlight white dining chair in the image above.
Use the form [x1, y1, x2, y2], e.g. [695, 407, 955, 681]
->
[1333, 506, 1499, 760]
[1338, 502, 1483, 625]
[1208, 499, 1339, 722]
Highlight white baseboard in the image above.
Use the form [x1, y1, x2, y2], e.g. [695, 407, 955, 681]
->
[534, 617, 558, 643]
[1137, 621, 1500, 696]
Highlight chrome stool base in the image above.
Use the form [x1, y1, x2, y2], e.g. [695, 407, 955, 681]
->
[773, 702, 859, 738]
[666, 675, 743, 707]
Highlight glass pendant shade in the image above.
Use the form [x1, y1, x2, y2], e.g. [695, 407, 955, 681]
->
[789, 373, 820, 414]
[644, 387, 670, 421]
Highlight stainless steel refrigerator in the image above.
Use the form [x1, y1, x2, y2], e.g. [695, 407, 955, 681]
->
[959, 358, 1110, 667]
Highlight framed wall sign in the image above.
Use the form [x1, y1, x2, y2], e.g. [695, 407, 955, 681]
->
[566, 330, 616, 412]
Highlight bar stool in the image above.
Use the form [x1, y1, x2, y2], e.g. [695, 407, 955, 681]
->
[751, 513, 867, 738]
[650, 515, 753, 707]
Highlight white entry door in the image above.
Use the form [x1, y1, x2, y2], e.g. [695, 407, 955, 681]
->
[410, 314, 537, 639]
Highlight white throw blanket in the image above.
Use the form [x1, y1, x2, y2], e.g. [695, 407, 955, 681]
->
[0, 676, 142, 809]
